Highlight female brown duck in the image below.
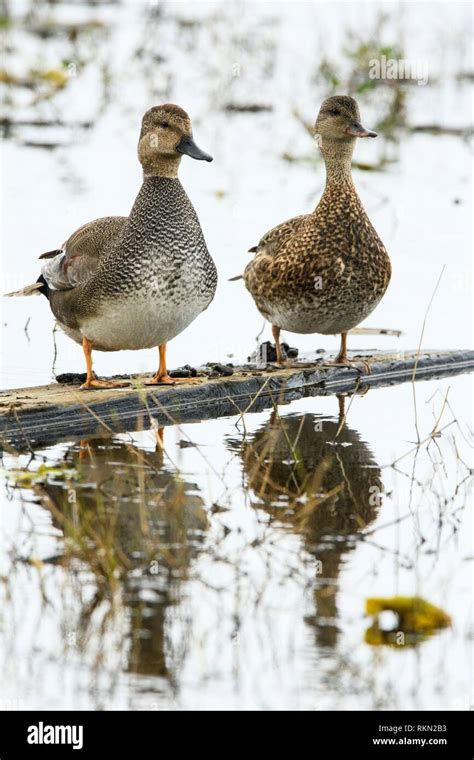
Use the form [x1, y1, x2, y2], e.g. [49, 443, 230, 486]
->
[242, 95, 391, 366]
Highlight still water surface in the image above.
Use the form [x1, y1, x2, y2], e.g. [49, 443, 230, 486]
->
[1, 376, 471, 710]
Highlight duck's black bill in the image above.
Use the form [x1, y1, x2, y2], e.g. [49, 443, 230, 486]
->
[346, 122, 378, 138]
[176, 136, 213, 161]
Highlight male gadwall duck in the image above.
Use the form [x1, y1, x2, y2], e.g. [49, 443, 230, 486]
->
[8, 104, 217, 388]
[241, 95, 391, 366]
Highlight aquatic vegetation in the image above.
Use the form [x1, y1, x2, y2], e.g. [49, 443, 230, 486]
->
[1, 374, 471, 708]
[23, 19, 106, 40]
[316, 33, 408, 138]
[6, 462, 78, 487]
[0, 2, 111, 137]
[0, 68, 68, 89]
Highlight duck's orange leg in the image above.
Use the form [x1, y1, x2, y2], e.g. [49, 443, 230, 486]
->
[80, 337, 129, 390]
[78, 438, 92, 460]
[155, 426, 165, 452]
[323, 332, 371, 374]
[334, 332, 349, 364]
[146, 344, 201, 385]
[271, 325, 285, 365]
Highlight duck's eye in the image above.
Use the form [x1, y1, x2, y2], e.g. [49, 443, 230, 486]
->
[330, 108, 340, 116]
[160, 121, 169, 129]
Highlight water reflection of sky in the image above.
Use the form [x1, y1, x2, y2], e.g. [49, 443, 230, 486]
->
[1, 376, 471, 710]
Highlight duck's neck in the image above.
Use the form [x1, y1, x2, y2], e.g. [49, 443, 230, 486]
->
[319, 136, 357, 190]
[127, 174, 191, 229]
[142, 156, 182, 180]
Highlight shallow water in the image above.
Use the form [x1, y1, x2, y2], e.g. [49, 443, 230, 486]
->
[0, 0, 472, 711]
[1, 375, 472, 710]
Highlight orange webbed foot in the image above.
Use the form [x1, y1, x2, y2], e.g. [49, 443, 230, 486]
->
[80, 377, 130, 390]
[319, 357, 372, 374]
[145, 374, 202, 386]
[317, 333, 372, 374]
[80, 336, 130, 390]
[147, 345, 203, 386]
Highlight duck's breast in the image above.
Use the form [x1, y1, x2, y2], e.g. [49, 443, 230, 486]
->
[77, 177, 217, 350]
[80, 284, 213, 351]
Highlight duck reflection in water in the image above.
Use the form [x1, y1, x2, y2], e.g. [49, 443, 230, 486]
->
[231, 397, 383, 648]
[34, 430, 208, 682]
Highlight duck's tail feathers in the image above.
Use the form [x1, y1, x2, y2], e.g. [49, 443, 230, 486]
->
[4, 281, 44, 297]
[228, 274, 243, 282]
[39, 248, 61, 260]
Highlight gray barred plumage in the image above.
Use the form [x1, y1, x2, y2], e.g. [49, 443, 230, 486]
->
[50, 176, 217, 351]
[13, 104, 217, 357]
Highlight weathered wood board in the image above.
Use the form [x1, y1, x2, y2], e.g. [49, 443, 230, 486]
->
[0, 350, 472, 451]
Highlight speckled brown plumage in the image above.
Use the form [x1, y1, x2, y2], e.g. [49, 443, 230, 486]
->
[244, 96, 391, 362]
[228, 405, 383, 647]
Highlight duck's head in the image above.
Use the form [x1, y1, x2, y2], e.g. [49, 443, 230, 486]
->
[138, 104, 213, 178]
[315, 95, 377, 143]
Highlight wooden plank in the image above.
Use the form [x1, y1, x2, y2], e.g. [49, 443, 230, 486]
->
[0, 349, 472, 451]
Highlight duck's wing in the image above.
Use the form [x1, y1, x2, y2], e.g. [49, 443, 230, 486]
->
[249, 214, 308, 257]
[227, 215, 309, 282]
[40, 216, 127, 291]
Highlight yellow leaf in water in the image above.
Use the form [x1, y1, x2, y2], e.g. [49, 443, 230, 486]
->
[364, 596, 451, 648]
[39, 69, 69, 88]
[0, 69, 19, 84]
